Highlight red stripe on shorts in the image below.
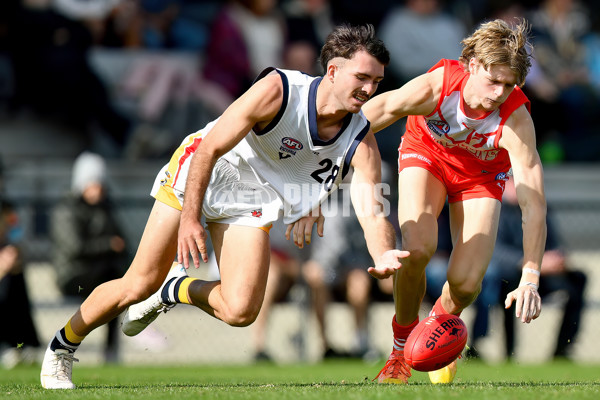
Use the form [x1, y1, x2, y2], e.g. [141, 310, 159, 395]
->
[173, 137, 202, 187]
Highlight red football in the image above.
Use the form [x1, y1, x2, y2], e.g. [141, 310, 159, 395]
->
[404, 314, 468, 372]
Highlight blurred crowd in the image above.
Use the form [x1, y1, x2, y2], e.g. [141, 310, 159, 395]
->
[2, 0, 600, 163]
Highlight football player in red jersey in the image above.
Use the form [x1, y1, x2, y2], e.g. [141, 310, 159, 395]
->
[363, 19, 546, 384]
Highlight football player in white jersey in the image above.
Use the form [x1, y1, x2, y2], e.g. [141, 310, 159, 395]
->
[41, 24, 408, 389]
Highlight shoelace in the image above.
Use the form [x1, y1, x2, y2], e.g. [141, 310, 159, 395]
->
[374, 351, 412, 380]
[53, 352, 79, 381]
[138, 303, 175, 324]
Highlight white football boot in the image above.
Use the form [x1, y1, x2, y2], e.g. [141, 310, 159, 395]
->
[40, 347, 78, 389]
[121, 263, 188, 336]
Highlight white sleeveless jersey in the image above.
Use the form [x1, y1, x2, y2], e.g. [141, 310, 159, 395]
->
[222, 68, 371, 224]
[154, 68, 370, 226]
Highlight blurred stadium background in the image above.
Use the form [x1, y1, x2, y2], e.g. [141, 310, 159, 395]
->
[2, 0, 600, 368]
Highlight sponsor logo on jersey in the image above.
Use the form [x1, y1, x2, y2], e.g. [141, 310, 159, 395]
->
[427, 120, 450, 136]
[401, 153, 432, 165]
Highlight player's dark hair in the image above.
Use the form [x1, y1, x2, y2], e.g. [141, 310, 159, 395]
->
[319, 24, 390, 74]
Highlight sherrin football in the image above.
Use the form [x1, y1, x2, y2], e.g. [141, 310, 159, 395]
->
[404, 314, 468, 372]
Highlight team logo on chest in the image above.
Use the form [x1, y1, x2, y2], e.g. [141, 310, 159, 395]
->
[427, 120, 450, 136]
[279, 137, 304, 159]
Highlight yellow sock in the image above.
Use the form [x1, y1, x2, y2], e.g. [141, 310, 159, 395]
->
[64, 319, 86, 344]
[176, 277, 194, 305]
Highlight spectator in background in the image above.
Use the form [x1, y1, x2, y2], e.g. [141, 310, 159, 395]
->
[112, 1, 225, 159]
[470, 177, 587, 362]
[0, 199, 41, 369]
[302, 188, 377, 360]
[0, 1, 18, 111]
[328, 0, 392, 31]
[0, 154, 40, 369]
[50, 152, 128, 363]
[525, 0, 600, 162]
[104, 0, 211, 50]
[129, 0, 184, 49]
[582, 2, 600, 97]
[1, 153, 40, 368]
[281, 0, 335, 74]
[8, 0, 133, 157]
[379, 0, 467, 88]
[202, 0, 286, 105]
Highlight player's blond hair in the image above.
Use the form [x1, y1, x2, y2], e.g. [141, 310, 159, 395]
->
[459, 18, 532, 87]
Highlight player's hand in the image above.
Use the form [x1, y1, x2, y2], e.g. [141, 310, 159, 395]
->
[285, 210, 324, 249]
[367, 249, 409, 279]
[504, 284, 542, 323]
[177, 215, 209, 269]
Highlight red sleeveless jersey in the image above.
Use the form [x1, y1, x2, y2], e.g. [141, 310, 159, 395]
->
[403, 59, 530, 174]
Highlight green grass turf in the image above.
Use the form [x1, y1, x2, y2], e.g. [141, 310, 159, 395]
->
[2, 359, 599, 400]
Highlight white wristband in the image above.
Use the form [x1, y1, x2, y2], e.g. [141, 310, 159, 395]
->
[519, 282, 539, 290]
[523, 267, 540, 276]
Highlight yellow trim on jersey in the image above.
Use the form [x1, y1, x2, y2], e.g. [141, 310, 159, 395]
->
[64, 319, 85, 344]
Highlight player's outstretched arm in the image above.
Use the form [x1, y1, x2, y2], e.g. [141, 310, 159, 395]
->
[501, 106, 546, 323]
[178, 73, 284, 268]
[349, 132, 409, 279]
[362, 68, 442, 133]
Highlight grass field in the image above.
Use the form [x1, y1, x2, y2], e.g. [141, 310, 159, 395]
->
[2, 359, 599, 400]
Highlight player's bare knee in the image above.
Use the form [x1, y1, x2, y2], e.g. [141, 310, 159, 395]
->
[404, 245, 435, 274]
[448, 282, 480, 308]
[119, 275, 161, 306]
[221, 302, 260, 327]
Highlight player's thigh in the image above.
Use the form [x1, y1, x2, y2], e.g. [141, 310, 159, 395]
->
[124, 200, 180, 291]
[208, 222, 271, 306]
[446, 197, 501, 288]
[397, 167, 447, 250]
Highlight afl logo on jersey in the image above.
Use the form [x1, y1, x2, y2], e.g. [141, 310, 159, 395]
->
[282, 137, 304, 150]
[427, 120, 450, 136]
[495, 172, 509, 181]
